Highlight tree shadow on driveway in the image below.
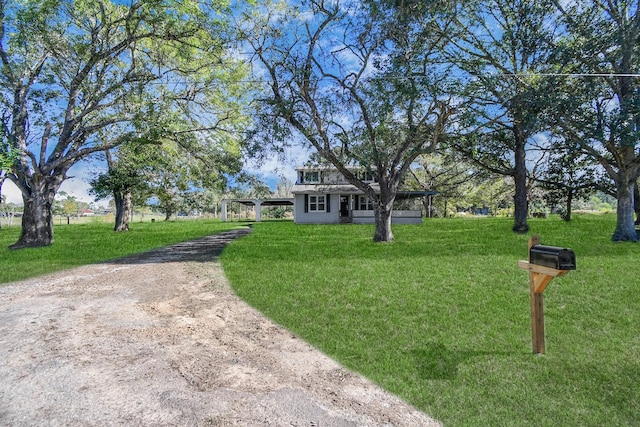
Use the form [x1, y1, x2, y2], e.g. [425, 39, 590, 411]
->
[109, 227, 253, 265]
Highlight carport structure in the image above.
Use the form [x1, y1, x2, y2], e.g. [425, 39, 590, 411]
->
[221, 198, 294, 222]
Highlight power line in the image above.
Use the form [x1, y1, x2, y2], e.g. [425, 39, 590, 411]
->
[501, 73, 640, 78]
[140, 72, 640, 86]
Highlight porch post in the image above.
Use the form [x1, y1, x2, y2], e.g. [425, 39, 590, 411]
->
[221, 199, 227, 222]
[254, 199, 262, 222]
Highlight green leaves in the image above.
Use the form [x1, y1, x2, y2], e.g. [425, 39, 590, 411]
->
[550, 0, 640, 239]
[1, 0, 252, 247]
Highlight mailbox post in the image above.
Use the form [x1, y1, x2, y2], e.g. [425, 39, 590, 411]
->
[517, 235, 576, 354]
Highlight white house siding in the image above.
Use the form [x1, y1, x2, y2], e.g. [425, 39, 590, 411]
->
[292, 166, 429, 225]
[293, 193, 341, 224]
[322, 171, 342, 184]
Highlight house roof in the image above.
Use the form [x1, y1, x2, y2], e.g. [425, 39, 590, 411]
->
[292, 184, 379, 194]
[292, 184, 438, 199]
[295, 165, 372, 171]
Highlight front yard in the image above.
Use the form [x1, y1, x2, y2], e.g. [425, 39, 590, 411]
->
[221, 215, 640, 426]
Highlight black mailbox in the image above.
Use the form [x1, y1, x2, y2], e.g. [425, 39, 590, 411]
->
[529, 245, 576, 270]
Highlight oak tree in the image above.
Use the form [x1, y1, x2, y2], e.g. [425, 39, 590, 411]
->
[0, 0, 243, 248]
[551, 0, 640, 241]
[244, 0, 453, 242]
[444, 0, 560, 233]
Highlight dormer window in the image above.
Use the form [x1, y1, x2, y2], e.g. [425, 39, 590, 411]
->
[357, 170, 376, 182]
[304, 171, 319, 183]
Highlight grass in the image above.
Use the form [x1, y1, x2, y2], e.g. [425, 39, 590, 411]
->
[0, 218, 242, 284]
[221, 215, 640, 426]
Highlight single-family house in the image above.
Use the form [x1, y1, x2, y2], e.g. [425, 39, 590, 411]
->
[291, 166, 437, 224]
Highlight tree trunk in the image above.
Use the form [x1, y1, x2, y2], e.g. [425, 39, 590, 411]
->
[564, 189, 573, 222]
[512, 141, 529, 233]
[9, 186, 55, 249]
[113, 190, 131, 232]
[612, 179, 638, 242]
[634, 182, 640, 225]
[373, 206, 393, 242]
[373, 189, 395, 242]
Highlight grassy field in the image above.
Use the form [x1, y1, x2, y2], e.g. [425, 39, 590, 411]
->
[0, 219, 240, 284]
[221, 215, 640, 426]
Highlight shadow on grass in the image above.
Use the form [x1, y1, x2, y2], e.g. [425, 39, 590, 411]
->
[108, 227, 253, 265]
[563, 359, 640, 424]
[412, 342, 512, 380]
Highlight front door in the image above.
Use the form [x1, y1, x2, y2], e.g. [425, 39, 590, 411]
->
[340, 195, 350, 217]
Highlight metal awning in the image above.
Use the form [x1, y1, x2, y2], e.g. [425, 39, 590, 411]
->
[221, 198, 294, 222]
[223, 198, 294, 206]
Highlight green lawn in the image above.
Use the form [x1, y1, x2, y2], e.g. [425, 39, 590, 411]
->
[221, 215, 640, 426]
[0, 219, 241, 284]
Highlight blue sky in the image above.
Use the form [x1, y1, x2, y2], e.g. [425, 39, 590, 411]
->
[3, 142, 311, 205]
[3, 163, 98, 206]
[244, 143, 310, 186]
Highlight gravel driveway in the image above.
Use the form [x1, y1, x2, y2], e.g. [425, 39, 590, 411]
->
[0, 229, 440, 426]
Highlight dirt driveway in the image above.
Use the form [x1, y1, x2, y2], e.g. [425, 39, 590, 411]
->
[0, 229, 440, 426]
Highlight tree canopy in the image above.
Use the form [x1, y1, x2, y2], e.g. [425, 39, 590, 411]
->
[1, 0, 638, 245]
[0, 0, 250, 248]
[244, 0, 454, 241]
[549, 0, 640, 241]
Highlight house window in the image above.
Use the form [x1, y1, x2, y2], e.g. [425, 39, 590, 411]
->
[357, 170, 376, 182]
[304, 194, 331, 213]
[359, 196, 373, 210]
[304, 171, 319, 183]
[309, 195, 326, 211]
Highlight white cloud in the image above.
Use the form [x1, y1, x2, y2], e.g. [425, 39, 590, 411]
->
[59, 177, 96, 203]
[2, 180, 21, 204]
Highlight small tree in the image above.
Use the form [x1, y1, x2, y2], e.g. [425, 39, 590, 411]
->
[538, 140, 606, 221]
[410, 152, 477, 218]
[0, 139, 18, 229]
[90, 147, 151, 232]
[0, 195, 19, 227]
[93, 127, 243, 226]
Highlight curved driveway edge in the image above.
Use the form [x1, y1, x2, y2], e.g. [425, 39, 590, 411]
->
[0, 229, 440, 426]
